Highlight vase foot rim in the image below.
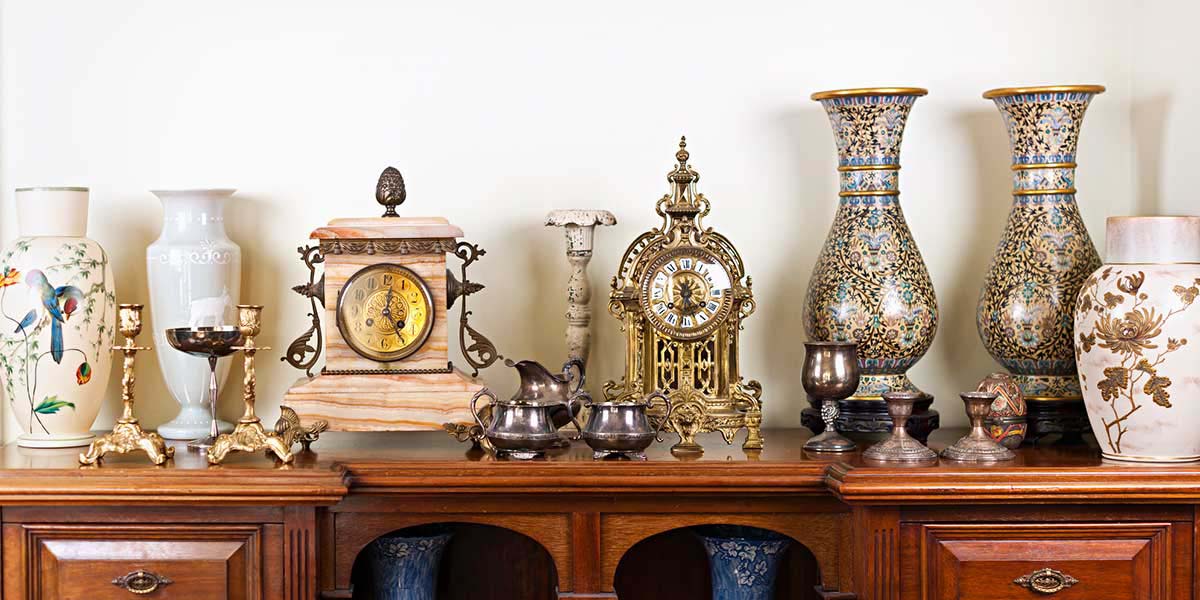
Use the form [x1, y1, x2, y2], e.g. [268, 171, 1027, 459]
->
[1101, 452, 1200, 463]
[17, 433, 95, 448]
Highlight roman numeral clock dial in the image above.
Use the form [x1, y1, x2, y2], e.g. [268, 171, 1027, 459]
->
[336, 264, 434, 362]
[639, 248, 734, 340]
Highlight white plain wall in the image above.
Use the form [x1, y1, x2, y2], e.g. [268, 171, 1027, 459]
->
[0, 0, 1141, 438]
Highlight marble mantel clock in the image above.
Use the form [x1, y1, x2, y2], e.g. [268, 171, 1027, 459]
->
[604, 138, 763, 453]
[282, 167, 498, 430]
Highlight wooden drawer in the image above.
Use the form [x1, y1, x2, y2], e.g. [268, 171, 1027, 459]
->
[915, 522, 1175, 600]
[4, 523, 267, 600]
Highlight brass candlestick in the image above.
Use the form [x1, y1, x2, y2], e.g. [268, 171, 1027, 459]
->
[206, 305, 294, 465]
[79, 304, 174, 466]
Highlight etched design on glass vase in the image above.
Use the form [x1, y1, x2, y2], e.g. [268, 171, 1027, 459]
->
[146, 189, 241, 440]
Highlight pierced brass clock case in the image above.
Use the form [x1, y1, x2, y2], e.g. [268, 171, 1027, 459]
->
[605, 137, 763, 454]
[336, 263, 434, 362]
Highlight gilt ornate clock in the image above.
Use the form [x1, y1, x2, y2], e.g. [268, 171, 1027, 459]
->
[605, 138, 762, 453]
[282, 167, 498, 430]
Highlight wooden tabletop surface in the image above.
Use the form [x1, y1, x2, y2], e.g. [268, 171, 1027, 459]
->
[0, 428, 1197, 504]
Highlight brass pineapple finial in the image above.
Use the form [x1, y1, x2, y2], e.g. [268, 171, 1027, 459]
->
[376, 166, 407, 218]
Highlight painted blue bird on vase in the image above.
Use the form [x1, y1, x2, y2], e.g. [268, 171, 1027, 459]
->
[13, 269, 83, 364]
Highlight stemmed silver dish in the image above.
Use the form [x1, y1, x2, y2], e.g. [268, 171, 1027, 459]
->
[165, 326, 244, 449]
[802, 341, 860, 453]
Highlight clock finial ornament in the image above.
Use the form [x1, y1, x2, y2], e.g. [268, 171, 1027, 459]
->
[375, 166, 406, 217]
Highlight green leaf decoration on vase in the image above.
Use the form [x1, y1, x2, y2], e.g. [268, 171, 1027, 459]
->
[33, 396, 76, 415]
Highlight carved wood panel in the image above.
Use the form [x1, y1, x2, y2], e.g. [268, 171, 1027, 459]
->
[916, 522, 1179, 600]
[3, 523, 271, 600]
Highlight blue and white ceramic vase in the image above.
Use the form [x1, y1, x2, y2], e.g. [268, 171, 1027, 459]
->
[0, 188, 116, 448]
[977, 85, 1105, 439]
[367, 530, 453, 600]
[803, 88, 939, 436]
[695, 525, 791, 600]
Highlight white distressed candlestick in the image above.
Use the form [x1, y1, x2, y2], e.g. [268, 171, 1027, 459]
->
[545, 210, 617, 367]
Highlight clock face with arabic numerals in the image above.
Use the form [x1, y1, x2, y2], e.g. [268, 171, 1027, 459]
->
[638, 247, 734, 341]
[336, 264, 434, 362]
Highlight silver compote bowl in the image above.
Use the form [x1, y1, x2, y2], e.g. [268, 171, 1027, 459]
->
[165, 326, 244, 450]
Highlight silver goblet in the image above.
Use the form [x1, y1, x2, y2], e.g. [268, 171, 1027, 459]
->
[165, 327, 244, 449]
[802, 341, 860, 453]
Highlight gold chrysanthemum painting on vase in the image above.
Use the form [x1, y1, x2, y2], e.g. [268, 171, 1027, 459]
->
[1075, 217, 1200, 462]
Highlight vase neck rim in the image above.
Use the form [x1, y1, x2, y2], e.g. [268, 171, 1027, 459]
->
[984, 84, 1105, 99]
[15, 188, 89, 237]
[1106, 216, 1200, 263]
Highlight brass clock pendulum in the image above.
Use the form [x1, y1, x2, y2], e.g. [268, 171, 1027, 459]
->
[79, 304, 174, 466]
[207, 305, 294, 465]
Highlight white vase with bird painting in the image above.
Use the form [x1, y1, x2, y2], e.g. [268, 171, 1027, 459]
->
[146, 189, 241, 439]
[0, 187, 116, 447]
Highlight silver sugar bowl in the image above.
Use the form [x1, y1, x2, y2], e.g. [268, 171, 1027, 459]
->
[576, 390, 673, 460]
[470, 387, 582, 460]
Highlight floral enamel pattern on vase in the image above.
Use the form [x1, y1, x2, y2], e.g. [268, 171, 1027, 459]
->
[0, 188, 115, 448]
[1076, 217, 1200, 462]
[804, 88, 938, 400]
[977, 86, 1104, 405]
[695, 525, 791, 600]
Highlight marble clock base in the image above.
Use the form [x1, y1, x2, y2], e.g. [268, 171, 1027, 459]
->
[803, 398, 939, 444]
[284, 367, 484, 431]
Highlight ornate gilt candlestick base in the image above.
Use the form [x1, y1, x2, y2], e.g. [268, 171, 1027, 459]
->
[80, 304, 174, 466]
[942, 391, 1016, 463]
[207, 305, 294, 465]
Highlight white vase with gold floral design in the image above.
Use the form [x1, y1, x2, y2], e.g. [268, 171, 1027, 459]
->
[1075, 216, 1200, 462]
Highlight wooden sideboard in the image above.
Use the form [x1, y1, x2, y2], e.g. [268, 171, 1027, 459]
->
[0, 428, 1195, 599]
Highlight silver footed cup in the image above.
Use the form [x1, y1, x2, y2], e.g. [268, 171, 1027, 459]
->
[802, 342, 860, 453]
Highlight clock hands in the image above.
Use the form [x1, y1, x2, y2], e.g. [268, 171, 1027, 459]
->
[379, 287, 406, 333]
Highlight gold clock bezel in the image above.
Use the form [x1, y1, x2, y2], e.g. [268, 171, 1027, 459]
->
[335, 263, 435, 362]
[638, 246, 734, 341]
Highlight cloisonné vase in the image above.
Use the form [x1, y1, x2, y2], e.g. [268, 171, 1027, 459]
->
[803, 87, 939, 439]
[147, 189, 241, 439]
[366, 530, 453, 600]
[977, 85, 1105, 441]
[695, 525, 791, 600]
[0, 188, 116, 448]
[1076, 217, 1200, 462]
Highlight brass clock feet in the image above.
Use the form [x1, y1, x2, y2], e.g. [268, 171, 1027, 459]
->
[207, 305, 294, 465]
[80, 304, 174, 466]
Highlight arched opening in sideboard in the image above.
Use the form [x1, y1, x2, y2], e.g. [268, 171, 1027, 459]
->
[350, 522, 559, 599]
[612, 524, 823, 600]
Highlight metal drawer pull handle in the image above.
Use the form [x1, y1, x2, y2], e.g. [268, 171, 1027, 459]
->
[1013, 568, 1079, 594]
[112, 570, 173, 595]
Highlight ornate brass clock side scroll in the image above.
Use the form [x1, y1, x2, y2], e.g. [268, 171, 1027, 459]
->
[604, 138, 763, 453]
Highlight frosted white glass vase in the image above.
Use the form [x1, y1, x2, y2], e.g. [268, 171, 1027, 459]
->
[146, 189, 240, 439]
[0, 187, 116, 448]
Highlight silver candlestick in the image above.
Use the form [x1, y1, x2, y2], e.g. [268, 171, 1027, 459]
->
[802, 341, 860, 453]
[863, 391, 938, 463]
[942, 391, 1016, 463]
[545, 209, 616, 368]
